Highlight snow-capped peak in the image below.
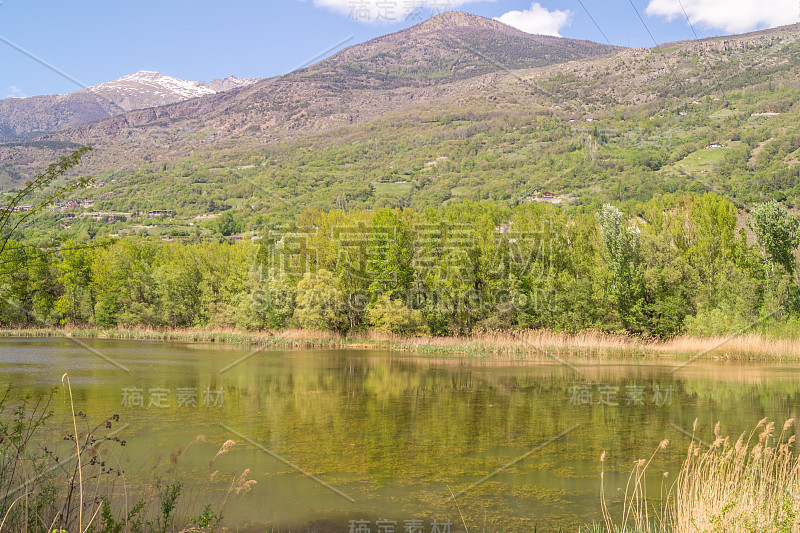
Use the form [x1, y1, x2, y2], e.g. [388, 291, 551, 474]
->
[76, 71, 259, 112]
[91, 71, 216, 100]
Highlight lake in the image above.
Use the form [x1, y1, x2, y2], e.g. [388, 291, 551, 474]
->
[2, 337, 799, 532]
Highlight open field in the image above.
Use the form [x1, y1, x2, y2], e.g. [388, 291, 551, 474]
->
[372, 181, 415, 195]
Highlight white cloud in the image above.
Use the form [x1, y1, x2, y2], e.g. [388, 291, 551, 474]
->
[493, 2, 571, 37]
[5, 85, 26, 99]
[307, 0, 493, 24]
[645, 0, 796, 33]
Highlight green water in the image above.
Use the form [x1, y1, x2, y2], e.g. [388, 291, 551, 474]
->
[2, 338, 800, 532]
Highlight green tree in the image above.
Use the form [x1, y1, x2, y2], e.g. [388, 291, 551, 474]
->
[54, 244, 96, 324]
[749, 200, 800, 276]
[640, 230, 698, 336]
[687, 193, 738, 300]
[367, 295, 427, 335]
[596, 204, 645, 331]
[153, 244, 203, 327]
[216, 211, 239, 237]
[91, 240, 159, 326]
[292, 269, 347, 332]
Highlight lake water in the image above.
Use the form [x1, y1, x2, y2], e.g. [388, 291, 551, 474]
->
[2, 337, 800, 532]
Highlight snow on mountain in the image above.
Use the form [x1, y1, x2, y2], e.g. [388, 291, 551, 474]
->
[79, 71, 261, 112]
[198, 75, 261, 93]
[0, 71, 261, 141]
[83, 71, 219, 111]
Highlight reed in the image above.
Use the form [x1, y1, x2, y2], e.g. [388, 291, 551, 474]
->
[656, 334, 800, 360]
[599, 418, 800, 533]
[672, 418, 800, 532]
[1, 326, 799, 360]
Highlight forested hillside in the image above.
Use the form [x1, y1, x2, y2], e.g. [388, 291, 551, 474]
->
[5, 16, 800, 240]
[3, 15, 800, 339]
[4, 195, 798, 338]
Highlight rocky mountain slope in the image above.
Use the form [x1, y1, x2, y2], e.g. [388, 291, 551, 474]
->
[29, 13, 619, 154]
[0, 71, 259, 142]
[5, 12, 800, 215]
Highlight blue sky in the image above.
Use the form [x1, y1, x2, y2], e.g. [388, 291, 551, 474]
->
[0, 0, 796, 98]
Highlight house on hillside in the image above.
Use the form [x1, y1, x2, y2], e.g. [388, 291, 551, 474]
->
[707, 142, 724, 149]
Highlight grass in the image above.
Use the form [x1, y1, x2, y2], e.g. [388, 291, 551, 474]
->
[0, 381, 249, 533]
[708, 108, 737, 119]
[672, 147, 727, 174]
[1, 326, 799, 360]
[599, 418, 800, 533]
[372, 182, 414, 194]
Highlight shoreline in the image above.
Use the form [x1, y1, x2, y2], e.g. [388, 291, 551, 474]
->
[1, 326, 799, 361]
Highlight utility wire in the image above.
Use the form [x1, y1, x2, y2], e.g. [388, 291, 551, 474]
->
[627, 0, 660, 48]
[576, 0, 613, 46]
[676, 0, 699, 40]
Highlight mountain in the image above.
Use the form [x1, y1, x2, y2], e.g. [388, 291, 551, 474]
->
[0, 71, 260, 142]
[199, 75, 261, 93]
[304, 11, 619, 84]
[22, 13, 619, 164]
[7, 13, 800, 221]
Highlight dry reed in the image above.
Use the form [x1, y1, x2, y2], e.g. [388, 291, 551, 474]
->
[1, 326, 799, 360]
[672, 418, 800, 532]
[601, 418, 800, 533]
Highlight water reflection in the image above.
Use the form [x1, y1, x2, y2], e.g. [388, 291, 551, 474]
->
[1, 338, 799, 532]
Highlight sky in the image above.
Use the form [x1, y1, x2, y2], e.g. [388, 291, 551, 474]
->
[0, 0, 797, 99]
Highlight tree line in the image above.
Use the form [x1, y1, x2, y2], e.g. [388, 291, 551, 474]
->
[2, 193, 798, 338]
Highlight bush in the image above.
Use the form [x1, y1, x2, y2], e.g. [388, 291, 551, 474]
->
[367, 295, 428, 335]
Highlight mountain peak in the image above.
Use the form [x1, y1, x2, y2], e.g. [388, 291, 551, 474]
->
[0, 70, 260, 142]
[85, 72, 216, 110]
[308, 9, 618, 84]
[118, 70, 168, 80]
[417, 10, 502, 31]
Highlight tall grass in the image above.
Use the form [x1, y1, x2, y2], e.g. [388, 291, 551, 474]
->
[599, 418, 800, 533]
[673, 418, 799, 532]
[0, 382, 252, 532]
[3, 326, 799, 360]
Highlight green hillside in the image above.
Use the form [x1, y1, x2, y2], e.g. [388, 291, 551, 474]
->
[3, 17, 800, 341]
[4, 17, 800, 244]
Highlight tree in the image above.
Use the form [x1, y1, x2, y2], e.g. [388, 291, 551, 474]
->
[687, 193, 738, 297]
[0, 147, 93, 260]
[216, 212, 239, 237]
[54, 243, 95, 324]
[292, 269, 347, 332]
[367, 295, 427, 335]
[596, 204, 644, 330]
[749, 200, 800, 276]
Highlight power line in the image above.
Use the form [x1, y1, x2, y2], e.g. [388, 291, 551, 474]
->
[676, 0, 699, 40]
[672, 0, 727, 99]
[576, 0, 613, 46]
[627, 0, 660, 48]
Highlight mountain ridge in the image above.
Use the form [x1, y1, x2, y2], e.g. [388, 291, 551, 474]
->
[25, 11, 621, 167]
[0, 71, 260, 142]
[6, 12, 800, 215]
